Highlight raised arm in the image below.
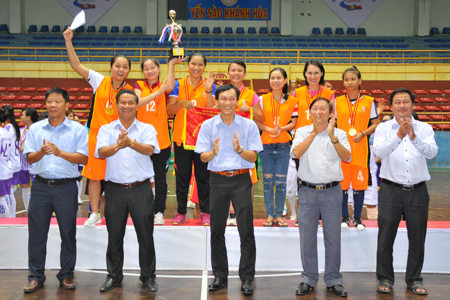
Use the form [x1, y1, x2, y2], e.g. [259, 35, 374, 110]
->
[63, 27, 90, 80]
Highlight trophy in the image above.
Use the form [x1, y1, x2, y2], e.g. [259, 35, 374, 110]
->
[159, 10, 185, 59]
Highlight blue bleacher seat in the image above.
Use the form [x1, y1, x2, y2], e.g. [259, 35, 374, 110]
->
[430, 27, 440, 35]
[297, 43, 308, 48]
[87, 26, 96, 33]
[99, 26, 107, 33]
[111, 26, 119, 33]
[324, 27, 332, 35]
[259, 27, 268, 34]
[181, 26, 186, 34]
[335, 28, 344, 35]
[358, 44, 370, 48]
[41, 42, 54, 46]
[347, 28, 356, 35]
[0, 24, 8, 32]
[116, 42, 126, 47]
[248, 27, 256, 34]
[40, 25, 49, 33]
[134, 26, 142, 34]
[91, 42, 102, 47]
[213, 27, 221, 34]
[271, 27, 280, 34]
[443, 27, 450, 35]
[334, 44, 345, 48]
[201, 27, 210, 34]
[75, 26, 85, 33]
[225, 27, 233, 34]
[395, 44, 408, 48]
[236, 27, 244, 34]
[190, 27, 198, 34]
[63, 25, 70, 31]
[51, 25, 60, 33]
[123, 26, 131, 33]
[103, 42, 114, 47]
[357, 28, 366, 35]
[312, 28, 321, 35]
[28, 25, 37, 33]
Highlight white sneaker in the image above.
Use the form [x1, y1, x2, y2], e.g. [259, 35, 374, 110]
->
[290, 215, 297, 221]
[84, 213, 101, 227]
[154, 212, 165, 225]
[78, 198, 82, 205]
[187, 200, 196, 209]
[227, 217, 237, 226]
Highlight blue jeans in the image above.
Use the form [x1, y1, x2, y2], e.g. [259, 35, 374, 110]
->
[259, 142, 290, 218]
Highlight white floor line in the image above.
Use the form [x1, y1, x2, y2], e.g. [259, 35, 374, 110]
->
[16, 209, 26, 215]
[200, 270, 208, 300]
[78, 269, 203, 278]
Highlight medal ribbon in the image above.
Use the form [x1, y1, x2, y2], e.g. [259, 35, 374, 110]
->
[238, 87, 247, 106]
[184, 77, 204, 101]
[20, 128, 27, 147]
[271, 93, 281, 126]
[345, 93, 361, 127]
[107, 79, 126, 109]
[305, 85, 323, 108]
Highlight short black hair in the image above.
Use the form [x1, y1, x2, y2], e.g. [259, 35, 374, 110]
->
[309, 97, 332, 113]
[23, 107, 38, 123]
[111, 54, 131, 69]
[45, 87, 69, 103]
[228, 60, 246, 72]
[116, 89, 139, 105]
[215, 84, 240, 100]
[389, 87, 415, 105]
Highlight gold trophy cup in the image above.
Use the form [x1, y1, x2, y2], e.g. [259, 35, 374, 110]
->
[168, 10, 184, 59]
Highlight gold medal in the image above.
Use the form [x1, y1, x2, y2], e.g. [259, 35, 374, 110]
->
[348, 127, 357, 137]
[106, 107, 114, 115]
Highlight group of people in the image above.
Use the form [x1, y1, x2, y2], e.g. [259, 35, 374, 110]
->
[5, 25, 437, 297]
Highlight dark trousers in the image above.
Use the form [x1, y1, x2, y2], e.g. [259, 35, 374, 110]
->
[151, 147, 171, 214]
[104, 180, 155, 282]
[28, 180, 78, 284]
[376, 181, 429, 285]
[174, 143, 210, 215]
[210, 172, 255, 281]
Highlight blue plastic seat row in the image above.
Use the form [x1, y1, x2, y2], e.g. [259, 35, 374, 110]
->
[312, 27, 366, 35]
[188, 27, 279, 35]
[28, 25, 143, 34]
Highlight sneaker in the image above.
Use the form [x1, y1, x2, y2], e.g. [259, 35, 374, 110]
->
[341, 216, 351, 229]
[227, 217, 237, 226]
[353, 215, 366, 231]
[84, 212, 101, 227]
[172, 213, 186, 225]
[187, 200, 196, 209]
[154, 212, 165, 225]
[282, 209, 287, 217]
[294, 220, 298, 227]
[78, 198, 83, 205]
[290, 214, 297, 221]
[201, 213, 210, 226]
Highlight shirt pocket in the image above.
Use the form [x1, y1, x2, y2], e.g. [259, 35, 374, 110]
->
[324, 142, 340, 162]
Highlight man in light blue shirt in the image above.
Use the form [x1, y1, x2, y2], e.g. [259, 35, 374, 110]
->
[196, 84, 263, 296]
[23, 87, 88, 293]
[95, 89, 160, 293]
[373, 88, 438, 296]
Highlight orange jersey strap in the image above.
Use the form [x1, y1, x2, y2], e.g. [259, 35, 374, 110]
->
[261, 93, 297, 144]
[294, 86, 334, 130]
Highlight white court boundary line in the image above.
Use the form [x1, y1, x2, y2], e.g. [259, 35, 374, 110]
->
[78, 269, 302, 279]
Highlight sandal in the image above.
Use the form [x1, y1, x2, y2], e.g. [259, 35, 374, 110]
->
[407, 281, 428, 295]
[274, 220, 288, 227]
[376, 280, 392, 293]
[263, 220, 273, 227]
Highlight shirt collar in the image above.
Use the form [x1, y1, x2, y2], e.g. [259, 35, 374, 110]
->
[113, 118, 138, 130]
[239, 84, 245, 92]
[42, 117, 71, 129]
[391, 116, 417, 129]
[150, 81, 160, 89]
[217, 113, 242, 126]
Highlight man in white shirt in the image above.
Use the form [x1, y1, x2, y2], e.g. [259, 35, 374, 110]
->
[95, 89, 160, 293]
[291, 98, 351, 298]
[374, 88, 438, 296]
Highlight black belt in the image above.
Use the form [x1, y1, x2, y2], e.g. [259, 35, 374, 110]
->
[35, 175, 81, 186]
[299, 179, 340, 190]
[109, 178, 150, 189]
[382, 179, 425, 191]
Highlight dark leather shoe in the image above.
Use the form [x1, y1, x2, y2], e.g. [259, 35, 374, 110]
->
[60, 278, 76, 290]
[143, 278, 158, 292]
[208, 277, 227, 291]
[24, 280, 43, 293]
[328, 284, 348, 297]
[241, 279, 253, 296]
[296, 282, 314, 296]
[100, 277, 121, 292]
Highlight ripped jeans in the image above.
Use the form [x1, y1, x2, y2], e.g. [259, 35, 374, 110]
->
[259, 142, 291, 218]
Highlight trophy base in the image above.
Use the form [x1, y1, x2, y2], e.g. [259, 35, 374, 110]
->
[170, 47, 185, 59]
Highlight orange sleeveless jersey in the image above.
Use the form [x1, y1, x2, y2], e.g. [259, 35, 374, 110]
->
[261, 93, 297, 145]
[172, 77, 209, 144]
[336, 94, 374, 168]
[236, 87, 257, 110]
[136, 81, 171, 149]
[294, 86, 334, 130]
[82, 77, 132, 180]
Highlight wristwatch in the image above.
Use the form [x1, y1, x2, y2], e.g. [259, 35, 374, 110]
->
[129, 139, 135, 148]
[331, 138, 339, 145]
[237, 146, 244, 154]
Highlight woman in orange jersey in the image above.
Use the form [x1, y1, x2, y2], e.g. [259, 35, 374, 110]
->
[257, 68, 297, 227]
[336, 66, 379, 230]
[167, 52, 216, 226]
[134, 57, 185, 225]
[63, 27, 133, 227]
